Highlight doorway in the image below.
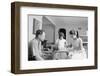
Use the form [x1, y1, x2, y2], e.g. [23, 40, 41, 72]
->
[59, 28, 66, 39]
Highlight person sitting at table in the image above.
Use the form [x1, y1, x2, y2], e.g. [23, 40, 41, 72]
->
[54, 32, 68, 60]
[28, 30, 45, 61]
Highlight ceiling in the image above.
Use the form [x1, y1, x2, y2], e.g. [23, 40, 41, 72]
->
[44, 15, 88, 27]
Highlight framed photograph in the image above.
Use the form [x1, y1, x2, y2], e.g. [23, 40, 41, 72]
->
[11, 2, 98, 74]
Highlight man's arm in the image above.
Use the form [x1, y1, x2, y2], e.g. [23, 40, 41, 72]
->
[32, 41, 44, 60]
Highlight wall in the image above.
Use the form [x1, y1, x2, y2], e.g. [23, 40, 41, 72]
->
[28, 15, 43, 42]
[42, 16, 55, 43]
[46, 16, 88, 43]
[29, 14, 88, 44]
[0, 0, 100, 76]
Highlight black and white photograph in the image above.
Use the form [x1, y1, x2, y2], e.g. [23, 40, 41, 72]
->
[28, 15, 88, 61]
[11, 2, 97, 74]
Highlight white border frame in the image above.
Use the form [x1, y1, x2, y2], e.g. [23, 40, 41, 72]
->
[20, 6, 95, 70]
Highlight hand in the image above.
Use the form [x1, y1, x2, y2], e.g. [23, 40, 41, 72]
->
[68, 52, 73, 57]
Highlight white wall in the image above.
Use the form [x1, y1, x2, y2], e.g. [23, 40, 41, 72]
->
[29, 15, 88, 43]
[0, 0, 100, 76]
[46, 16, 88, 42]
[42, 17, 55, 43]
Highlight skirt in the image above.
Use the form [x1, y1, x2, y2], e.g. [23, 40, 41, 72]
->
[71, 49, 87, 59]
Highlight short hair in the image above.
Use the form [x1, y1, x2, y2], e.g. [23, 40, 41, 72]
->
[69, 29, 79, 38]
[36, 30, 44, 38]
[59, 32, 64, 39]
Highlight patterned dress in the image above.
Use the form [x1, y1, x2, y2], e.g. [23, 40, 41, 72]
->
[70, 38, 87, 59]
[54, 39, 68, 60]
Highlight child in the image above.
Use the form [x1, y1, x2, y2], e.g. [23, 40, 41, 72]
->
[68, 29, 87, 59]
[54, 32, 68, 60]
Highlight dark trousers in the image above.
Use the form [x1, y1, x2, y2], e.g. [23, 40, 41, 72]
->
[28, 56, 36, 61]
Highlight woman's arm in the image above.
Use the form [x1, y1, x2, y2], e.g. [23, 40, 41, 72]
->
[79, 38, 84, 50]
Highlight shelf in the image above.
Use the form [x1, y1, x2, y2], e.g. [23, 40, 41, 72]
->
[83, 42, 88, 44]
[80, 35, 88, 37]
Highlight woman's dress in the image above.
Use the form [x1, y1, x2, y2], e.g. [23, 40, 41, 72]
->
[70, 38, 87, 59]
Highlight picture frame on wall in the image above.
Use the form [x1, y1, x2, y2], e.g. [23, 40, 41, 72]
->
[11, 2, 98, 74]
[33, 18, 41, 34]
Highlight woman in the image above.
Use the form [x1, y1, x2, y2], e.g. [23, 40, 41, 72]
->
[69, 29, 87, 59]
[54, 32, 68, 60]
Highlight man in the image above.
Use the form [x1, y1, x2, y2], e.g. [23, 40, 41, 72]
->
[28, 30, 45, 61]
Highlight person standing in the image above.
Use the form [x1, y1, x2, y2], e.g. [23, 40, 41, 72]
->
[54, 32, 68, 60]
[68, 29, 87, 59]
